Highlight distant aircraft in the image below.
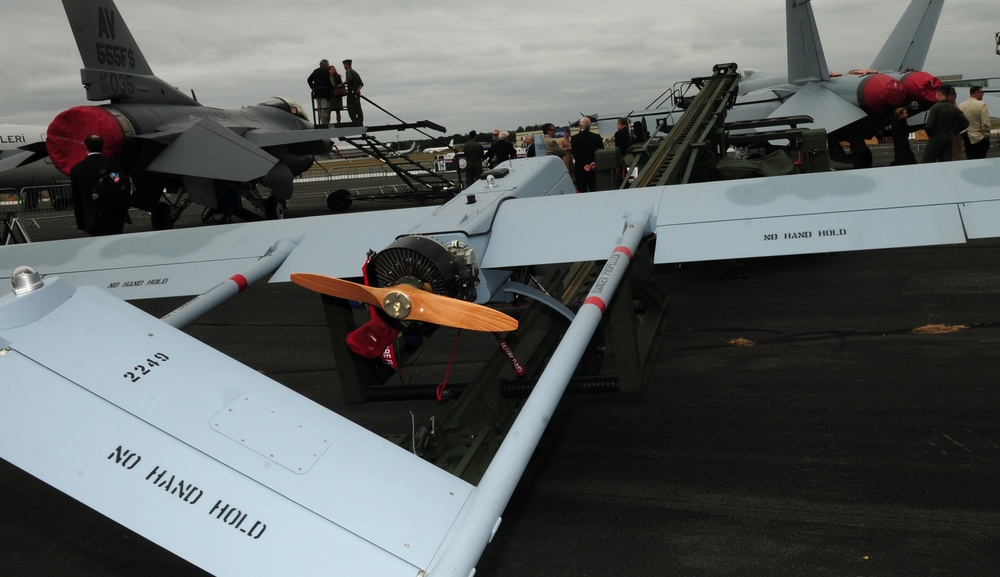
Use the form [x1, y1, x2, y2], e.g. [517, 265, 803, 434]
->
[328, 141, 416, 161]
[0, 125, 67, 190]
[596, 0, 946, 167]
[386, 141, 419, 157]
[422, 139, 455, 154]
[45, 0, 365, 228]
[4, 151, 1000, 575]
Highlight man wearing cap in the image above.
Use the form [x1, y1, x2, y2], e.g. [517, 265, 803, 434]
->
[343, 59, 364, 126]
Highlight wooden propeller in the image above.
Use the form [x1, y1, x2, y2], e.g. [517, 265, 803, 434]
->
[291, 273, 518, 333]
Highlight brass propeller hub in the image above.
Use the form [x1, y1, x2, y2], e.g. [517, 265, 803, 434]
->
[382, 291, 412, 319]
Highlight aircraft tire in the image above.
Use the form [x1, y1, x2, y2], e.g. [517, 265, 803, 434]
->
[327, 189, 353, 212]
[265, 196, 287, 220]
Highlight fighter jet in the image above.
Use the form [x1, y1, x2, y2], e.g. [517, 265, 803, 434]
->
[596, 0, 946, 168]
[45, 0, 365, 228]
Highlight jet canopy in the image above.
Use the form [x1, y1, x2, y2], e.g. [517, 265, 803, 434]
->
[260, 97, 310, 121]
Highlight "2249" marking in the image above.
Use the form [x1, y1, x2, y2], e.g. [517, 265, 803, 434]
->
[124, 353, 170, 383]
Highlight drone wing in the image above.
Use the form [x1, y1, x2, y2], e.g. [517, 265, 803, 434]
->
[480, 158, 1000, 269]
[0, 207, 436, 300]
[0, 278, 473, 576]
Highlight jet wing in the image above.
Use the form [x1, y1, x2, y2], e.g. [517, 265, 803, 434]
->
[764, 82, 867, 133]
[144, 118, 278, 182]
[0, 279, 473, 576]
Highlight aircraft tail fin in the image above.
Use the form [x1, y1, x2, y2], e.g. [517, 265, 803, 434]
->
[870, 0, 944, 72]
[61, 0, 198, 105]
[785, 0, 830, 85]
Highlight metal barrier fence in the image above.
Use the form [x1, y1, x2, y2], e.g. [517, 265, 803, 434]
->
[1, 183, 74, 226]
[293, 158, 460, 201]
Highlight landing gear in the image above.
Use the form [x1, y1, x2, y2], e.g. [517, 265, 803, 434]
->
[151, 186, 189, 230]
[151, 182, 288, 227]
[240, 183, 287, 220]
[265, 196, 287, 220]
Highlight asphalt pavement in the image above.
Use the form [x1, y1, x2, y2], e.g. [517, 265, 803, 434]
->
[2, 150, 1000, 576]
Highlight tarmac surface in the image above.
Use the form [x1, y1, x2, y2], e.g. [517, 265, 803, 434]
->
[3, 150, 1000, 576]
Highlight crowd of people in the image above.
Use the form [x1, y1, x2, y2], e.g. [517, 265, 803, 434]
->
[307, 58, 364, 127]
[462, 117, 634, 193]
[303, 54, 991, 190]
[894, 84, 991, 165]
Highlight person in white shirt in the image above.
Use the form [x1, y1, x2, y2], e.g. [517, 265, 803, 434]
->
[959, 85, 992, 160]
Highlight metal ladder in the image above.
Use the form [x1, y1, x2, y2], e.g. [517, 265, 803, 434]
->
[340, 131, 457, 198]
[624, 63, 741, 188]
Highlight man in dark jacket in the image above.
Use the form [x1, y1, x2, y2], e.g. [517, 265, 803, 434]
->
[614, 117, 631, 156]
[307, 59, 333, 126]
[462, 131, 485, 185]
[70, 134, 130, 236]
[921, 85, 969, 163]
[484, 130, 517, 168]
[571, 117, 605, 192]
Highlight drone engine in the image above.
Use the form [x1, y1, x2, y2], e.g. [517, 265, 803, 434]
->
[347, 235, 480, 360]
[369, 235, 479, 303]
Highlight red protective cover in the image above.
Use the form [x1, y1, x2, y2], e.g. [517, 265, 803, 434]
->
[900, 71, 943, 113]
[858, 74, 906, 115]
[346, 315, 400, 359]
[46, 106, 124, 175]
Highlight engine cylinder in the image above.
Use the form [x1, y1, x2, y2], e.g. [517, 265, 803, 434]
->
[370, 235, 478, 303]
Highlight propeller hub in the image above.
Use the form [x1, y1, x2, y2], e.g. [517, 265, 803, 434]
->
[382, 291, 413, 320]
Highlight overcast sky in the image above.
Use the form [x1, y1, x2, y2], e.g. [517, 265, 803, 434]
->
[1, 0, 997, 139]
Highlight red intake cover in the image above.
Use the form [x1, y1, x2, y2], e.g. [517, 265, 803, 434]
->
[46, 106, 125, 176]
[900, 71, 942, 113]
[857, 74, 906, 115]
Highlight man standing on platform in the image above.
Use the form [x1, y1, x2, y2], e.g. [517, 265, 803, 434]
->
[343, 59, 364, 126]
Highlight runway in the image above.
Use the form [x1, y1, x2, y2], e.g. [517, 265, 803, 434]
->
[3, 156, 1000, 575]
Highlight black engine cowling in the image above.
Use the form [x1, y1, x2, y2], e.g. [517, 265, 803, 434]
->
[369, 235, 479, 303]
